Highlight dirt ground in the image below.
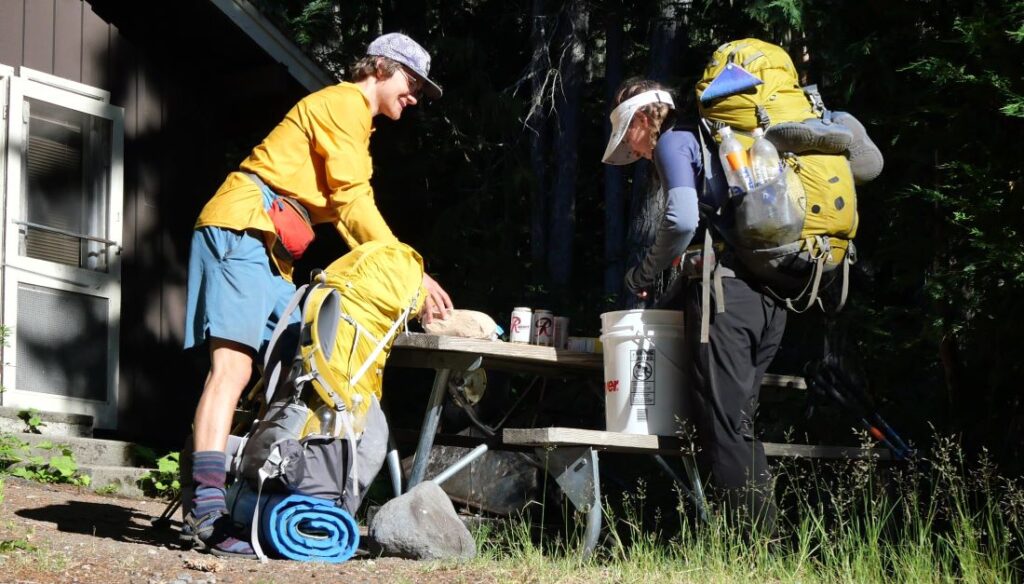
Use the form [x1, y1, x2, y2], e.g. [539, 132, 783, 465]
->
[0, 478, 496, 584]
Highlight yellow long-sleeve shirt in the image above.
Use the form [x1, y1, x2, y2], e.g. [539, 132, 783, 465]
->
[195, 82, 397, 281]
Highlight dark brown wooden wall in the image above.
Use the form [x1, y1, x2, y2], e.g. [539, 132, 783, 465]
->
[0, 0, 310, 445]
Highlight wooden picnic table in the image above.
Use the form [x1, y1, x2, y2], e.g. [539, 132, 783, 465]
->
[388, 332, 889, 557]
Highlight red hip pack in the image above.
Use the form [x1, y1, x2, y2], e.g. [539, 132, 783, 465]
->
[247, 173, 315, 261]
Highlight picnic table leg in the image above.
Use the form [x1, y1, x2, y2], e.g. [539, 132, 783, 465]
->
[538, 447, 602, 558]
[386, 438, 403, 497]
[679, 456, 709, 523]
[652, 454, 709, 524]
[408, 367, 452, 488]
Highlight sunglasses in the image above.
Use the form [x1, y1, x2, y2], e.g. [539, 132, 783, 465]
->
[398, 67, 423, 98]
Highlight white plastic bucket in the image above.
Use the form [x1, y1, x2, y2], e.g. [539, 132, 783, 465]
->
[600, 309, 687, 435]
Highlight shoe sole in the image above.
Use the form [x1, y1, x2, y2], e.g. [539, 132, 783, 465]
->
[766, 121, 853, 155]
[208, 546, 259, 560]
[832, 112, 884, 184]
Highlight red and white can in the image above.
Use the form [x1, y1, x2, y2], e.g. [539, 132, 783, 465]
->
[532, 309, 555, 346]
[553, 316, 570, 349]
[510, 307, 533, 343]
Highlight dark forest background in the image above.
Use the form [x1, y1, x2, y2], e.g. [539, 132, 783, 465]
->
[255, 0, 1024, 470]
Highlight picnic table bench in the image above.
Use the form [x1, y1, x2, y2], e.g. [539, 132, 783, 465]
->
[388, 332, 890, 556]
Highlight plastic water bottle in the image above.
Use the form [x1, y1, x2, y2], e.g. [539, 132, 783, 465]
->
[314, 405, 337, 435]
[750, 127, 783, 186]
[717, 127, 755, 194]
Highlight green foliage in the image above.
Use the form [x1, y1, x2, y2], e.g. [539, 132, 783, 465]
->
[742, 0, 806, 34]
[0, 539, 36, 553]
[0, 434, 27, 470]
[9, 442, 89, 487]
[0, 435, 89, 486]
[136, 451, 181, 500]
[789, 0, 1024, 462]
[473, 439, 1022, 582]
[95, 484, 120, 496]
[17, 409, 44, 434]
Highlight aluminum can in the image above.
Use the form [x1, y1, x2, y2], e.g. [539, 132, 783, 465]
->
[532, 309, 555, 346]
[553, 316, 570, 349]
[510, 307, 533, 343]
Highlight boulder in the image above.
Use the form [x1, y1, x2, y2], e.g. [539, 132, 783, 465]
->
[368, 481, 476, 560]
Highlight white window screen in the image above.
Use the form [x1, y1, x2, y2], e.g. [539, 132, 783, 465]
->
[15, 282, 109, 402]
[22, 98, 112, 272]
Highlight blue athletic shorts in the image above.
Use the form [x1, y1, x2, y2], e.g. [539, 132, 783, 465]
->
[183, 227, 299, 353]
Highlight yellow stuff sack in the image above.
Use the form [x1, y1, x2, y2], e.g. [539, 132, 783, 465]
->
[696, 38, 815, 132]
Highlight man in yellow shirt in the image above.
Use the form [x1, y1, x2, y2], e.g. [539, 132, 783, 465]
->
[182, 33, 451, 558]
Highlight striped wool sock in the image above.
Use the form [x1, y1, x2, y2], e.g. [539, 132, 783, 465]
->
[191, 450, 254, 557]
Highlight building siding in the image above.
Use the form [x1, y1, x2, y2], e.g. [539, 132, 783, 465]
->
[0, 0, 310, 445]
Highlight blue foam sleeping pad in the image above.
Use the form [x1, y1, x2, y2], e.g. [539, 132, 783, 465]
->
[229, 487, 360, 563]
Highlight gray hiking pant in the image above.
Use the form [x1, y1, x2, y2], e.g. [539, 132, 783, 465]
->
[681, 275, 787, 526]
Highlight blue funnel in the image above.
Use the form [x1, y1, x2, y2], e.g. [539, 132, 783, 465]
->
[700, 63, 763, 103]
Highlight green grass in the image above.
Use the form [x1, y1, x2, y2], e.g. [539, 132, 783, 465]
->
[463, 438, 1023, 583]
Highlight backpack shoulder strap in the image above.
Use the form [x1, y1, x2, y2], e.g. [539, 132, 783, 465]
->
[693, 122, 732, 344]
[257, 283, 309, 407]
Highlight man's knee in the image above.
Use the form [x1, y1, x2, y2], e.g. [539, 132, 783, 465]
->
[207, 339, 255, 392]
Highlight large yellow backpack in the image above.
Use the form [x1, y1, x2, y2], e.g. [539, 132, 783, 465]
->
[223, 241, 424, 560]
[295, 240, 426, 434]
[695, 38, 859, 312]
[235, 240, 425, 522]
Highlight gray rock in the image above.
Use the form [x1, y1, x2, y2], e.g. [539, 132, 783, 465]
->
[368, 481, 476, 560]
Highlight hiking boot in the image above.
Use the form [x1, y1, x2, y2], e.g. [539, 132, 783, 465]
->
[179, 519, 198, 549]
[765, 118, 853, 155]
[184, 510, 258, 560]
[832, 111, 884, 184]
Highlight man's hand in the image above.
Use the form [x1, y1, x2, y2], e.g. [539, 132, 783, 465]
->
[420, 273, 453, 324]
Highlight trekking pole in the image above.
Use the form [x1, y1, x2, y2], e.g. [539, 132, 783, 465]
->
[151, 493, 182, 528]
[825, 359, 914, 459]
[805, 358, 914, 461]
[864, 412, 913, 460]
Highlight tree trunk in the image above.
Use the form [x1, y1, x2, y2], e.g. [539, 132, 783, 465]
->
[647, 0, 684, 82]
[603, 1, 626, 305]
[529, 0, 550, 282]
[547, 0, 588, 292]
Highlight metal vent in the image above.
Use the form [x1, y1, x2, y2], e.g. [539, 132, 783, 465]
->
[15, 283, 108, 402]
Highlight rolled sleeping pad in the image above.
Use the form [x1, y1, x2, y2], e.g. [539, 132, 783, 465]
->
[227, 484, 359, 563]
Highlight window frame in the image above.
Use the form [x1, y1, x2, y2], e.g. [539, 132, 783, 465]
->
[0, 65, 125, 429]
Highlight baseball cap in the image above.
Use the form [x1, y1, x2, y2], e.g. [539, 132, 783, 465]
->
[601, 90, 675, 165]
[366, 33, 442, 99]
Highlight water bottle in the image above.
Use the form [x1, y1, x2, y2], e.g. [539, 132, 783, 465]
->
[314, 405, 337, 435]
[717, 126, 755, 194]
[750, 127, 783, 186]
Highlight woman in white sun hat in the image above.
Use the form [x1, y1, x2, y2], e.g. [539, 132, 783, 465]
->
[603, 77, 786, 530]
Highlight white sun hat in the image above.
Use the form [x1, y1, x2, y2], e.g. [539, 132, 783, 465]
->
[601, 90, 675, 165]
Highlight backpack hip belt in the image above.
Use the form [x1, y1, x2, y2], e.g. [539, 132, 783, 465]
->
[685, 230, 734, 345]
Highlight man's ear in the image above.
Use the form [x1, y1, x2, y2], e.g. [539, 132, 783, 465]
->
[373, 58, 396, 81]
